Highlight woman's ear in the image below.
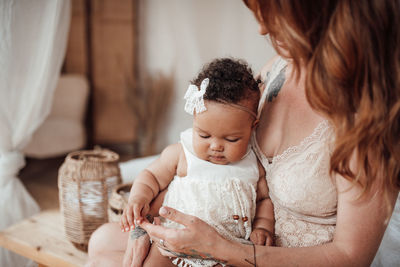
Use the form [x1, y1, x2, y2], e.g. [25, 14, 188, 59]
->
[258, 21, 268, 36]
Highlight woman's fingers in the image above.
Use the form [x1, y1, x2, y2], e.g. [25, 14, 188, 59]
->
[140, 206, 195, 235]
[157, 247, 176, 257]
[139, 219, 168, 240]
[159, 206, 198, 227]
[139, 216, 184, 252]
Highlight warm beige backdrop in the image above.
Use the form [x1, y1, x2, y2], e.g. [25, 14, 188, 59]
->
[64, 0, 276, 154]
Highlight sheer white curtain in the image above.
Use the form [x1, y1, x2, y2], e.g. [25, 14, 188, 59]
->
[0, 0, 70, 265]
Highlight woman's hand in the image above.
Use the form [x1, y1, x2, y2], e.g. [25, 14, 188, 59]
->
[123, 227, 151, 267]
[139, 206, 226, 263]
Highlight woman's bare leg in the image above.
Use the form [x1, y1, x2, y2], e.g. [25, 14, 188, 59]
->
[85, 222, 128, 267]
[143, 243, 176, 267]
[85, 189, 167, 266]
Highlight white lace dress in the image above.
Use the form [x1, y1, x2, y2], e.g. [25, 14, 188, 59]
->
[162, 128, 259, 267]
[251, 57, 337, 247]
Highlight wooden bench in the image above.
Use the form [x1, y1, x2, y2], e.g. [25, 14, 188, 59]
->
[0, 209, 88, 267]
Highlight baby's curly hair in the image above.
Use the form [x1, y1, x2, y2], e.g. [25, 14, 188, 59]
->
[191, 58, 260, 113]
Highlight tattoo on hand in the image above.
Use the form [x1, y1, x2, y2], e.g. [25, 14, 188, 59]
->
[267, 66, 286, 102]
[162, 248, 228, 264]
[130, 226, 147, 240]
[244, 243, 256, 266]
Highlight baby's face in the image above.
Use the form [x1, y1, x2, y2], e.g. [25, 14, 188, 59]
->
[192, 101, 254, 165]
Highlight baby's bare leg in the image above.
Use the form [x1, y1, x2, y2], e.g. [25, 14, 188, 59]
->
[143, 243, 175, 267]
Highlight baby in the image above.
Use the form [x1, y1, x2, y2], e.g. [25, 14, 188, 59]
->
[121, 58, 274, 267]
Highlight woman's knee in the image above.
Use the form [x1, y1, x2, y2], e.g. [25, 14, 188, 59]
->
[88, 222, 127, 255]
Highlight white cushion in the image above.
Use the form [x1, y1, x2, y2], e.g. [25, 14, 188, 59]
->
[119, 155, 159, 183]
[24, 74, 89, 158]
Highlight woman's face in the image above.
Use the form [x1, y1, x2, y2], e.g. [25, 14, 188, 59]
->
[245, 0, 290, 56]
[192, 101, 254, 165]
[244, 0, 269, 35]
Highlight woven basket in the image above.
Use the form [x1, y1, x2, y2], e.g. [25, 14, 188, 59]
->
[58, 149, 122, 251]
[108, 183, 132, 223]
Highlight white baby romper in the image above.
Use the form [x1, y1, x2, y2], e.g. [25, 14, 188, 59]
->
[162, 128, 259, 267]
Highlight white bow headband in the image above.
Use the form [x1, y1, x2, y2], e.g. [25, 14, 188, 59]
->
[184, 78, 209, 115]
[183, 78, 257, 118]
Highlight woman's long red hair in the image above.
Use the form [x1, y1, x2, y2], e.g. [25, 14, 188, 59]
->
[245, 0, 400, 198]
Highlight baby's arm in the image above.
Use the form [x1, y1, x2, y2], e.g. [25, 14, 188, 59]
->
[120, 143, 182, 232]
[250, 161, 275, 246]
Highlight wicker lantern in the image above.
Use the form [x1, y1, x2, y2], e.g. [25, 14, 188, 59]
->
[58, 149, 122, 251]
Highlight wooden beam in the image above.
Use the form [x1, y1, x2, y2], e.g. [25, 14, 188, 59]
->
[90, 0, 138, 144]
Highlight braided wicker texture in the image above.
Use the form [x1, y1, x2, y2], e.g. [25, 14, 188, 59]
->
[58, 149, 122, 251]
[108, 183, 132, 223]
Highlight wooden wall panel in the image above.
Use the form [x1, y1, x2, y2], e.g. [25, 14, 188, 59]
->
[63, 0, 139, 146]
[90, 0, 138, 144]
[64, 0, 88, 75]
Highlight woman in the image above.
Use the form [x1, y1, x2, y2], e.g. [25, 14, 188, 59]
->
[87, 0, 400, 266]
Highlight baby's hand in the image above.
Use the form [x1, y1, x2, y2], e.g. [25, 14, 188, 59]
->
[250, 228, 274, 246]
[120, 196, 150, 232]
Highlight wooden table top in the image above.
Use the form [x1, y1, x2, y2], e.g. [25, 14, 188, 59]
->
[0, 209, 88, 267]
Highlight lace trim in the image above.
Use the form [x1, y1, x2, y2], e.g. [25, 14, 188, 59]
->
[252, 120, 331, 167]
[272, 120, 330, 163]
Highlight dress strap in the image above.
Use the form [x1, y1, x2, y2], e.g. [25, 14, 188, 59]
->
[257, 56, 288, 119]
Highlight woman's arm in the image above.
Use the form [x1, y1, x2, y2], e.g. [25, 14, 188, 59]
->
[140, 176, 398, 266]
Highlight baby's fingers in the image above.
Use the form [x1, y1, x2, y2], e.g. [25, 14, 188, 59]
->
[250, 232, 257, 244]
[256, 233, 267, 246]
[265, 231, 274, 246]
[133, 203, 144, 223]
[125, 205, 136, 230]
[250, 230, 266, 246]
[140, 204, 150, 221]
[120, 209, 131, 232]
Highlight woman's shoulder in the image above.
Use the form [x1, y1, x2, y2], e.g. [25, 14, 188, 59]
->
[256, 55, 281, 81]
